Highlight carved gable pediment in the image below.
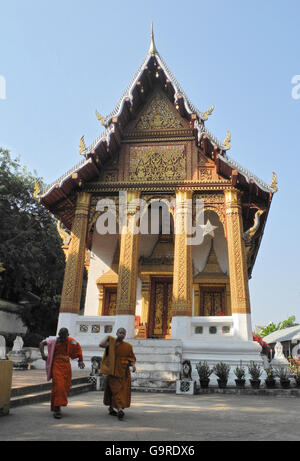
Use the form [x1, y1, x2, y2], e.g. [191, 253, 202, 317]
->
[134, 90, 184, 132]
[129, 145, 186, 181]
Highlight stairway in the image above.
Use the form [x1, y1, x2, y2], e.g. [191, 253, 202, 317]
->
[10, 376, 93, 408]
[128, 339, 183, 392]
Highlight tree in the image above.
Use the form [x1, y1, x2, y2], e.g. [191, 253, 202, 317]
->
[258, 316, 298, 337]
[0, 148, 66, 344]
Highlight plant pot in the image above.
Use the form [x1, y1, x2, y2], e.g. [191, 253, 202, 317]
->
[280, 379, 290, 389]
[250, 379, 261, 389]
[217, 379, 228, 389]
[265, 378, 276, 389]
[200, 379, 210, 389]
[0, 360, 13, 416]
[235, 379, 245, 389]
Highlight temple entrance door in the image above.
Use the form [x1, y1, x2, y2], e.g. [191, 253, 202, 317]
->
[200, 287, 225, 316]
[103, 287, 117, 316]
[148, 278, 173, 338]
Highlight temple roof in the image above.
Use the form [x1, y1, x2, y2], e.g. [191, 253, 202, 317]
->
[40, 25, 276, 204]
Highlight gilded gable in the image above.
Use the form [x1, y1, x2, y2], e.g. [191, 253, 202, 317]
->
[135, 92, 183, 131]
[129, 145, 186, 181]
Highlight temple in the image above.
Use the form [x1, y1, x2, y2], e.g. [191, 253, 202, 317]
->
[39, 26, 276, 386]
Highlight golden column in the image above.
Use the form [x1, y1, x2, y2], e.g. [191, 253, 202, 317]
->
[116, 191, 140, 316]
[59, 192, 91, 314]
[172, 190, 193, 317]
[224, 189, 251, 314]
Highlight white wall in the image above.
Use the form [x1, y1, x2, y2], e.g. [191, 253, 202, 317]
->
[192, 211, 229, 275]
[84, 232, 118, 316]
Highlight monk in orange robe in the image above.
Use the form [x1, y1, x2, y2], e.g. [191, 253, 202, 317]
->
[100, 328, 136, 420]
[40, 328, 85, 419]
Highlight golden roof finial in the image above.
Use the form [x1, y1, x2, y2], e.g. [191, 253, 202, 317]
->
[149, 22, 158, 55]
[95, 110, 105, 126]
[270, 171, 278, 193]
[79, 135, 87, 155]
[223, 130, 231, 150]
[33, 180, 41, 199]
[203, 104, 215, 121]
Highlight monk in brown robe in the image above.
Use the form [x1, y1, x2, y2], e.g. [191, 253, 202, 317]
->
[99, 328, 136, 420]
[40, 328, 85, 419]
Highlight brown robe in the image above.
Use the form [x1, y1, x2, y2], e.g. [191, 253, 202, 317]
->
[100, 337, 136, 409]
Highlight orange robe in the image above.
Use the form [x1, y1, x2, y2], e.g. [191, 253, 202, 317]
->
[101, 338, 136, 409]
[50, 337, 83, 412]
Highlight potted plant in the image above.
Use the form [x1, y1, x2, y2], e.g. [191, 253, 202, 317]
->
[233, 362, 246, 389]
[248, 361, 262, 389]
[264, 366, 276, 389]
[213, 362, 230, 389]
[196, 361, 213, 388]
[288, 358, 300, 388]
[275, 367, 291, 389]
[293, 368, 300, 388]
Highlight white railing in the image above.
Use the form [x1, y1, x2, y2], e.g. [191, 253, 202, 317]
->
[191, 316, 234, 337]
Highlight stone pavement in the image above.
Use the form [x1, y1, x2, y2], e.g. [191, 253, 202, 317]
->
[1, 390, 300, 441]
[11, 368, 90, 389]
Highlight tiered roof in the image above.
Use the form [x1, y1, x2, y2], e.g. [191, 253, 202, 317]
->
[40, 25, 275, 209]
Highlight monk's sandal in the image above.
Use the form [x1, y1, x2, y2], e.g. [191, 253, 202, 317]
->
[117, 410, 124, 420]
[109, 407, 118, 416]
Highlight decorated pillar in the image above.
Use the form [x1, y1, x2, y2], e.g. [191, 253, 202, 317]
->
[224, 189, 252, 340]
[115, 191, 140, 337]
[59, 192, 91, 317]
[171, 190, 193, 339]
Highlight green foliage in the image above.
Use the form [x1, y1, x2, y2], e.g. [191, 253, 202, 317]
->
[233, 361, 246, 379]
[248, 361, 263, 380]
[0, 148, 66, 341]
[274, 367, 291, 381]
[265, 366, 275, 379]
[196, 361, 213, 380]
[259, 316, 298, 337]
[213, 362, 230, 380]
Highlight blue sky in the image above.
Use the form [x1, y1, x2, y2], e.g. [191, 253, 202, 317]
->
[1, 0, 299, 327]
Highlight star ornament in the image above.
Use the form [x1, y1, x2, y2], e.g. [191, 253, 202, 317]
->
[200, 219, 218, 237]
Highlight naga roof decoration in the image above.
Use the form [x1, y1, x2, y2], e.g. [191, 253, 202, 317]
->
[41, 25, 275, 199]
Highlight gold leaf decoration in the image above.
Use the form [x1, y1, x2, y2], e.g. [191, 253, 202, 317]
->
[95, 110, 105, 126]
[202, 104, 215, 121]
[270, 171, 278, 193]
[136, 94, 183, 131]
[79, 136, 87, 155]
[33, 181, 41, 198]
[223, 130, 231, 150]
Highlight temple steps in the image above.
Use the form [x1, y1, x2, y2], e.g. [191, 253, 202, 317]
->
[10, 376, 93, 408]
[128, 338, 183, 391]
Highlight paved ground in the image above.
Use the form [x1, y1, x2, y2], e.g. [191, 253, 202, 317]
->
[1, 390, 300, 441]
[11, 368, 90, 388]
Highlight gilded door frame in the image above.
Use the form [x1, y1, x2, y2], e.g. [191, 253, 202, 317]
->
[148, 276, 173, 338]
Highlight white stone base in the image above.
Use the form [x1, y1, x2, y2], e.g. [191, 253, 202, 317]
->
[176, 380, 195, 395]
[56, 313, 79, 336]
[113, 315, 135, 339]
[35, 312, 266, 387]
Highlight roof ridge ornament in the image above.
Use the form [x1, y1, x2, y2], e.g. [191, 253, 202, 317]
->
[149, 22, 158, 55]
[202, 104, 215, 121]
[79, 135, 87, 155]
[223, 130, 231, 150]
[95, 109, 105, 126]
[269, 171, 278, 193]
[33, 180, 41, 199]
